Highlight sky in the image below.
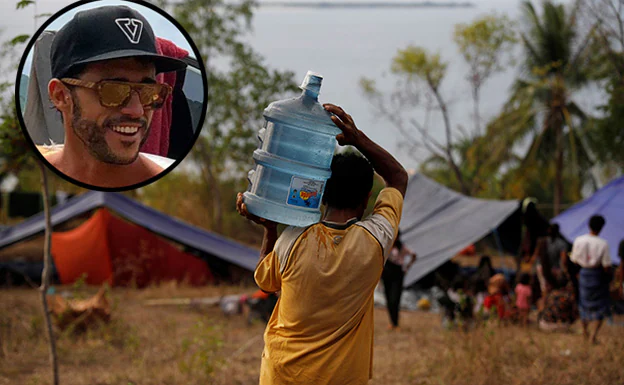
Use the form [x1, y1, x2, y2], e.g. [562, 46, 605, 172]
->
[0, 0, 565, 65]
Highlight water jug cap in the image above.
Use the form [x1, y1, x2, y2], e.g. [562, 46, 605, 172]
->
[299, 71, 323, 95]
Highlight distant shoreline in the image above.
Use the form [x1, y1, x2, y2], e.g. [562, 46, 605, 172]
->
[258, 2, 476, 9]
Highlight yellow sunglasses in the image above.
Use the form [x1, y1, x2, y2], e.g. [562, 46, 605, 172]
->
[61, 78, 172, 109]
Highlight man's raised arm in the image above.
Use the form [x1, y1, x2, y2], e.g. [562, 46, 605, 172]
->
[323, 103, 408, 196]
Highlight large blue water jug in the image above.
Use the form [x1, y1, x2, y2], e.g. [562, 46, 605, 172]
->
[243, 71, 341, 227]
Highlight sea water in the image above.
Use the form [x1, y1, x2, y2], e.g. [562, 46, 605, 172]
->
[244, 71, 341, 227]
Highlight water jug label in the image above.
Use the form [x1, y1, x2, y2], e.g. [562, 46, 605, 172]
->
[286, 177, 324, 209]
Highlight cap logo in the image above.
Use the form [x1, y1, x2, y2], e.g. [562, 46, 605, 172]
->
[115, 18, 143, 44]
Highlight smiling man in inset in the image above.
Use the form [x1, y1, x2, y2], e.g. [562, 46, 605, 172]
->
[45, 5, 186, 188]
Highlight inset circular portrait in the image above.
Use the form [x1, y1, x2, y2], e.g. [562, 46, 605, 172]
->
[15, 0, 207, 191]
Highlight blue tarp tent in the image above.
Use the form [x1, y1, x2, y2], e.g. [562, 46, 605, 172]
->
[0, 191, 259, 271]
[552, 176, 624, 264]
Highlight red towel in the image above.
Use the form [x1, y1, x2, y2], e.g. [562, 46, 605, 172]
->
[140, 37, 189, 157]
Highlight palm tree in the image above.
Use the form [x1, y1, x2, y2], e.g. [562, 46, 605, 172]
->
[494, 0, 597, 215]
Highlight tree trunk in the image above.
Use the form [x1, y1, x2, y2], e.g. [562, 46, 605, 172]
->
[472, 84, 481, 136]
[195, 138, 224, 233]
[554, 121, 564, 216]
[432, 88, 471, 195]
[206, 165, 223, 233]
[37, 161, 59, 385]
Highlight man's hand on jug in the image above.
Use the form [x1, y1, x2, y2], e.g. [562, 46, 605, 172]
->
[236, 193, 278, 230]
[324, 103, 361, 147]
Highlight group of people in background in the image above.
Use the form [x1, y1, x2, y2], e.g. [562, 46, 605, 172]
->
[529, 215, 622, 344]
[381, 215, 623, 345]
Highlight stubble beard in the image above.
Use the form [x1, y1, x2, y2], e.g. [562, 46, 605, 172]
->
[70, 94, 150, 165]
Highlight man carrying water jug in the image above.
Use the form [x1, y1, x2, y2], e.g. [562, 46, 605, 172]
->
[236, 103, 408, 385]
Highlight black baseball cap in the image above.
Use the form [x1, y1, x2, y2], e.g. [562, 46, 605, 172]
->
[50, 5, 187, 79]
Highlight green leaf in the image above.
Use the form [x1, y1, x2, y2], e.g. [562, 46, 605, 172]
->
[16, 0, 35, 10]
[453, 13, 517, 82]
[10, 34, 30, 46]
[391, 45, 447, 88]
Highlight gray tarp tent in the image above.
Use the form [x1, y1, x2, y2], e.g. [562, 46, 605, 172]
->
[401, 174, 520, 287]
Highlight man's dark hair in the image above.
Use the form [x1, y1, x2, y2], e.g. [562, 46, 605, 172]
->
[64, 64, 87, 79]
[548, 223, 560, 238]
[322, 152, 374, 210]
[588, 215, 606, 234]
[519, 273, 530, 285]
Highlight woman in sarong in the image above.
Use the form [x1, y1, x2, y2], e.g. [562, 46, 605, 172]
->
[569, 215, 612, 344]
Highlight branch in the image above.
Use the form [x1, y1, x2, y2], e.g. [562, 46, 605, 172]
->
[606, 0, 624, 48]
[596, 26, 624, 79]
[408, 118, 446, 156]
[585, 0, 624, 51]
[618, 0, 624, 48]
[36, 161, 59, 385]
[567, 22, 599, 77]
[427, 84, 470, 195]
[361, 81, 430, 161]
[456, 124, 471, 140]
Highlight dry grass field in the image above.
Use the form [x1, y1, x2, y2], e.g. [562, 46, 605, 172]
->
[1, 283, 623, 385]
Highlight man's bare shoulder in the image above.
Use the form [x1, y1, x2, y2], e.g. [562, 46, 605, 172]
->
[39, 145, 63, 167]
[138, 153, 165, 177]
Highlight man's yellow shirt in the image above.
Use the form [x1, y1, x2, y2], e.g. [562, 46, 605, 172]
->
[255, 187, 404, 385]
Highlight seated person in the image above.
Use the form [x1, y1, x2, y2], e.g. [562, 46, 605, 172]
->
[484, 274, 512, 321]
[472, 279, 488, 317]
[440, 276, 474, 329]
[437, 291, 457, 329]
[610, 240, 624, 302]
[240, 289, 278, 325]
[538, 275, 579, 332]
[610, 241, 624, 314]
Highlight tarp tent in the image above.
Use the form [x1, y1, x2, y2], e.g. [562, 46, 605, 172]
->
[51, 208, 213, 286]
[401, 174, 522, 287]
[552, 175, 624, 264]
[0, 191, 259, 286]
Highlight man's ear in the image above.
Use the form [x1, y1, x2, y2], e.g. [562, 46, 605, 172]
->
[48, 78, 72, 114]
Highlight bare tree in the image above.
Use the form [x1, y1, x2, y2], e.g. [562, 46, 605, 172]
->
[453, 14, 517, 135]
[360, 14, 517, 196]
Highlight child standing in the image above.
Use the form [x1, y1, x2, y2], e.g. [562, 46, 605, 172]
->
[515, 273, 532, 327]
